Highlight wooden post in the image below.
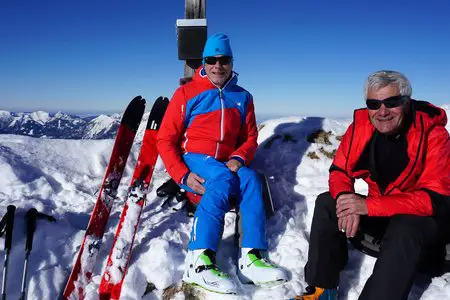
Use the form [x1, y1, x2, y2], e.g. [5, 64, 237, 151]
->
[185, 0, 205, 19]
[184, 0, 206, 80]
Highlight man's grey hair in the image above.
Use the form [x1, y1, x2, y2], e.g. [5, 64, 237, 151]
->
[364, 70, 412, 99]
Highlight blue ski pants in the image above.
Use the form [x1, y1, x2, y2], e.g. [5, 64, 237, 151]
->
[179, 153, 268, 251]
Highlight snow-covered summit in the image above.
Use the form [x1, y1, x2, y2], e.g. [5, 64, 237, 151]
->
[0, 111, 14, 129]
[29, 111, 51, 124]
[82, 114, 120, 139]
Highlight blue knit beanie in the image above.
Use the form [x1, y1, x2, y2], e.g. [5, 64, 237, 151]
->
[202, 33, 233, 58]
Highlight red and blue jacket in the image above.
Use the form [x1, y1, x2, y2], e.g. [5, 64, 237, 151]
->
[329, 100, 450, 219]
[156, 67, 258, 184]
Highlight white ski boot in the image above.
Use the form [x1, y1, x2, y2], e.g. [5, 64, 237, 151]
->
[182, 249, 237, 294]
[238, 248, 288, 287]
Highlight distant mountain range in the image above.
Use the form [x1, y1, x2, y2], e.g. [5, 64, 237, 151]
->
[2, 104, 449, 140]
[0, 109, 274, 140]
[0, 110, 122, 139]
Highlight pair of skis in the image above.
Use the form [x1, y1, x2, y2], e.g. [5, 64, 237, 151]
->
[1, 206, 55, 300]
[63, 96, 169, 300]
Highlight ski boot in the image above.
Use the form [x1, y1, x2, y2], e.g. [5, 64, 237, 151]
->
[182, 249, 236, 294]
[237, 248, 288, 287]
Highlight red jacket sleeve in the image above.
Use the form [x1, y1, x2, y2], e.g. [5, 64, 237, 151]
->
[366, 126, 450, 217]
[230, 99, 258, 164]
[329, 123, 355, 199]
[156, 88, 190, 184]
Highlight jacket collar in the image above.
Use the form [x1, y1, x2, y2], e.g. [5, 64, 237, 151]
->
[193, 66, 238, 90]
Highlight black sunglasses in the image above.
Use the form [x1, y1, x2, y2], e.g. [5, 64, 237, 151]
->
[204, 56, 233, 65]
[366, 95, 409, 110]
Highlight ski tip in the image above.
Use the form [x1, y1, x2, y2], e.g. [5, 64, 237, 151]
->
[131, 95, 145, 103]
[129, 95, 147, 109]
[153, 96, 169, 104]
[121, 96, 147, 130]
[145, 97, 169, 130]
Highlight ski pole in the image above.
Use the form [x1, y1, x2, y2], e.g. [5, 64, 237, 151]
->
[19, 208, 55, 300]
[0, 205, 16, 300]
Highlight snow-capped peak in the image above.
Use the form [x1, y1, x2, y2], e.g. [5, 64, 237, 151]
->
[29, 111, 51, 125]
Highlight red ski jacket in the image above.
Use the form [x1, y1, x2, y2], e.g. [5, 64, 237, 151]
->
[157, 67, 258, 183]
[329, 100, 450, 217]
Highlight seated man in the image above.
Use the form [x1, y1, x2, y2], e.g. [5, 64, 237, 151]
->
[156, 33, 287, 294]
[298, 70, 450, 300]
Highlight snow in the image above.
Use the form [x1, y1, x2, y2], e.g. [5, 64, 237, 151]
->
[82, 114, 120, 140]
[29, 111, 51, 125]
[1, 107, 450, 300]
[77, 235, 102, 296]
[0, 110, 121, 139]
[0, 111, 12, 120]
[0, 110, 11, 117]
[106, 190, 145, 285]
[0, 111, 13, 128]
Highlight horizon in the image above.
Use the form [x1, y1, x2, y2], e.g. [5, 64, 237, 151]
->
[1, 107, 342, 123]
[1, 0, 449, 117]
[3, 100, 450, 121]
[1, 102, 355, 119]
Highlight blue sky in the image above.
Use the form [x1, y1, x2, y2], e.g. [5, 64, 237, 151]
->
[1, 0, 449, 118]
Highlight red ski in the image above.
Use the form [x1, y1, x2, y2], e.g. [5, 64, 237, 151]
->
[63, 96, 146, 300]
[99, 97, 169, 300]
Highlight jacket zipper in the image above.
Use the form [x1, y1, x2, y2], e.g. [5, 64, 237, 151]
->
[385, 115, 424, 195]
[209, 74, 234, 159]
[214, 89, 225, 158]
[345, 110, 358, 172]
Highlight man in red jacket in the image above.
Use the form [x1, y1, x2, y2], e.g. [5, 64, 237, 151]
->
[299, 70, 450, 300]
[157, 33, 287, 294]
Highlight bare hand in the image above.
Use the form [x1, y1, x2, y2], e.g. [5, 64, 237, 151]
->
[336, 193, 368, 218]
[186, 172, 206, 195]
[338, 214, 360, 238]
[226, 159, 243, 172]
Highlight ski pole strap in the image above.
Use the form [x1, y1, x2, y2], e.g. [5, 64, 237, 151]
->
[24, 208, 56, 253]
[36, 211, 56, 223]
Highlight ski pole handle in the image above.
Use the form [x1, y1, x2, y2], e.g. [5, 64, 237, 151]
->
[25, 208, 38, 253]
[4, 205, 16, 252]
